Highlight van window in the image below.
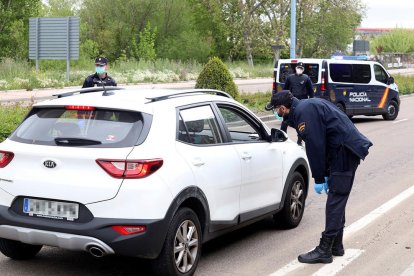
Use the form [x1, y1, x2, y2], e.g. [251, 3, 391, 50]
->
[374, 64, 388, 84]
[279, 63, 319, 84]
[330, 64, 352, 83]
[329, 64, 371, 84]
[353, 64, 371, 84]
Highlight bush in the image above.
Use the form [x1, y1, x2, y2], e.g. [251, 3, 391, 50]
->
[195, 57, 240, 100]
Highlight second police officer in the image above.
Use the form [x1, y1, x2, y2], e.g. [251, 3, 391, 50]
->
[82, 57, 117, 88]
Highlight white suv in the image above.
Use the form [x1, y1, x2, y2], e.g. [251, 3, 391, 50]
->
[0, 87, 310, 275]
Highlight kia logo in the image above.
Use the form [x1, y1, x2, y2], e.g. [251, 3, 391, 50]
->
[43, 160, 57, 168]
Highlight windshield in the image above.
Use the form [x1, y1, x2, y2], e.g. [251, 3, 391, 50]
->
[10, 107, 145, 148]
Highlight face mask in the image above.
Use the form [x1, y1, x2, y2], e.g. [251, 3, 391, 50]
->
[96, 66, 106, 74]
[274, 111, 283, 121]
[296, 67, 304, 75]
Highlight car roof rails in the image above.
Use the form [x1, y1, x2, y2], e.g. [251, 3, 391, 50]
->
[146, 89, 233, 102]
[53, 87, 125, 98]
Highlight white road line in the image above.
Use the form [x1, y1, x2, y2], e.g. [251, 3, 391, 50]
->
[270, 184, 414, 276]
[393, 118, 408, 124]
[311, 249, 364, 276]
[401, 261, 414, 276]
[343, 184, 414, 239]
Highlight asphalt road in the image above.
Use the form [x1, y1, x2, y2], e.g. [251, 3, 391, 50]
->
[0, 88, 413, 275]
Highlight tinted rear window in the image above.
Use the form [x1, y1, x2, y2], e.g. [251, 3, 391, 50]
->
[10, 107, 145, 148]
[279, 63, 319, 84]
[329, 63, 371, 84]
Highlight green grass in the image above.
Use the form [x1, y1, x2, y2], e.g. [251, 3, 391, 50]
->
[0, 58, 274, 91]
[0, 104, 31, 142]
[240, 92, 272, 112]
[394, 74, 414, 95]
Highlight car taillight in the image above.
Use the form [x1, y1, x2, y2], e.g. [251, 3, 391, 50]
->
[272, 82, 277, 91]
[0, 151, 14, 168]
[112, 225, 146, 235]
[321, 74, 326, 91]
[96, 159, 163, 179]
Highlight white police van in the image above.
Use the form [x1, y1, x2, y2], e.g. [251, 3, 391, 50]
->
[273, 57, 400, 120]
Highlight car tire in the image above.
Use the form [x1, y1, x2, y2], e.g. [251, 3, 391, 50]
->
[274, 172, 306, 229]
[0, 238, 42, 260]
[382, 100, 399, 120]
[153, 207, 202, 276]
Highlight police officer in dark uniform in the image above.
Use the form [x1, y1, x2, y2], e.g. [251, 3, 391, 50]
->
[268, 91, 373, 264]
[267, 62, 313, 145]
[82, 57, 117, 88]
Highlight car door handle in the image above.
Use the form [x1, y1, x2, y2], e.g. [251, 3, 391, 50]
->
[192, 159, 205, 167]
[241, 152, 252, 160]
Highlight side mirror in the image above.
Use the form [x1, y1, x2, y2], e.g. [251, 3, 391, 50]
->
[388, 76, 394, 84]
[270, 128, 288, 142]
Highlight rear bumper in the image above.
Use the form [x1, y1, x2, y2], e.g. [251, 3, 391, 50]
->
[0, 205, 169, 259]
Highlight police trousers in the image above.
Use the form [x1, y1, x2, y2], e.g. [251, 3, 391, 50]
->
[323, 146, 361, 238]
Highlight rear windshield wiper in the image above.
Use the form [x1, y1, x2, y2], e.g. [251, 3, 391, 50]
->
[54, 137, 102, 146]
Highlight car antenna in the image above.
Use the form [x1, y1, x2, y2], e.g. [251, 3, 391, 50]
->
[98, 75, 113, 96]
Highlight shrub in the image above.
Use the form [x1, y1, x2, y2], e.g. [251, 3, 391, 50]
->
[195, 57, 240, 100]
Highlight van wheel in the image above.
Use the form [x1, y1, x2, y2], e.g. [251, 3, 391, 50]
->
[154, 207, 202, 276]
[336, 103, 346, 114]
[274, 172, 306, 229]
[0, 238, 42, 260]
[382, 100, 399, 120]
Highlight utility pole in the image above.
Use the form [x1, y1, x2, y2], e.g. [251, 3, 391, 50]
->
[290, 0, 296, 58]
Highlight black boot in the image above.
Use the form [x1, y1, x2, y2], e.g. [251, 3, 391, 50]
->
[298, 235, 334, 264]
[332, 232, 345, 256]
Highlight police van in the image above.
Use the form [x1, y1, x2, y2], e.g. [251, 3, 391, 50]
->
[273, 58, 400, 120]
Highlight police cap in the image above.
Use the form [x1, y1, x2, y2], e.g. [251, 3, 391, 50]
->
[296, 61, 304, 69]
[95, 57, 108, 65]
[265, 90, 294, 111]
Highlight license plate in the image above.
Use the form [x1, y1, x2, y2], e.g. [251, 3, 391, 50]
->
[23, 198, 79, 221]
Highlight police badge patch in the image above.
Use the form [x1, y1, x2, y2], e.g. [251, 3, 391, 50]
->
[298, 122, 306, 133]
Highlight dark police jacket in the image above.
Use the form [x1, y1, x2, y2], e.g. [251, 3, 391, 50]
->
[284, 73, 314, 99]
[287, 98, 373, 183]
[82, 73, 117, 88]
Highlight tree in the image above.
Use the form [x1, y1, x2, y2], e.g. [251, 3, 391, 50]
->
[196, 57, 239, 99]
[136, 21, 157, 61]
[41, 0, 80, 17]
[0, 0, 42, 59]
[295, 0, 365, 58]
[370, 29, 414, 54]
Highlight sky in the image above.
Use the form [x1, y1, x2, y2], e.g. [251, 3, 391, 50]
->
[361, 0, 414, 28]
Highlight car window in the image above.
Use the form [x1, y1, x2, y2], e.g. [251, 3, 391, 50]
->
[178, 105, 223, 145]
[352, 64, 371, 84]
[218, 106, 263, 142]
[9, 107, 144, 148]
[330, 63, 371, 84]
[374, 64, 388, 84]
[279, 63, 319, 84]
[329, 63, 353, 83]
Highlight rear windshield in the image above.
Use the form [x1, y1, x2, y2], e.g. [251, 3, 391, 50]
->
[9, 107, 145, 148]
[278, 63, 320, 84]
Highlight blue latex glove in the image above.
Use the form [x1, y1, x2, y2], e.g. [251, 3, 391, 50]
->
[314, 177, 329, 194]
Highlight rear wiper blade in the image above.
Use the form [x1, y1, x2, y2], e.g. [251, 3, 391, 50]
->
[54, 137, 102, 146]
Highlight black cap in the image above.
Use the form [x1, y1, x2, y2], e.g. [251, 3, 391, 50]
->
[296, 62, 304, 69]
[95, 57, 108, 65]
[265, 90, 294, 111]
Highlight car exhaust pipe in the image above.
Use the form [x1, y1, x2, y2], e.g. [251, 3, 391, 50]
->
[88, 245, 106, 258]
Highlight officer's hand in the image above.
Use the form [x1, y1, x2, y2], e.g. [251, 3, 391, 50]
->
[314, 177, 329, 194]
